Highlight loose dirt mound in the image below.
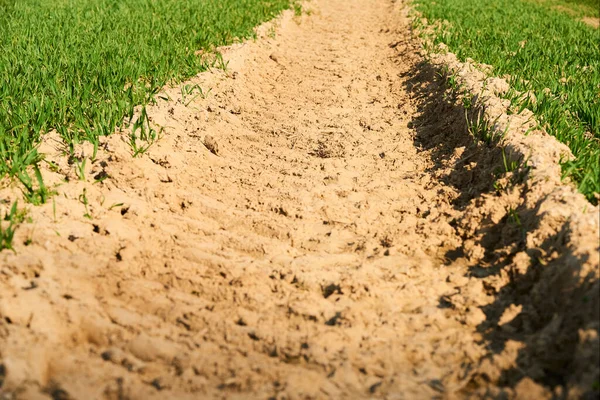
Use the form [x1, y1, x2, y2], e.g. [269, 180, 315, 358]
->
[0, 0, 597, 399]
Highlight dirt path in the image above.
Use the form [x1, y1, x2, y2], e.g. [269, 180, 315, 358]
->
[0, 0, 598, 399]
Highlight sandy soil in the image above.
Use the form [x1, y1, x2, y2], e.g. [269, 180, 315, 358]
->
[0, 0, 598, 399]
[581, 16, 599, 28]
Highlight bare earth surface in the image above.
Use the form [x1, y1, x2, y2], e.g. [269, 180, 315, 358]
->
[581, 16, 599, 28]
[0, 1, 598, 399]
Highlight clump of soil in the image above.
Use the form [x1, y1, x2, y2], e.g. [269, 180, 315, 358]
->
[203, 135, 219, 155]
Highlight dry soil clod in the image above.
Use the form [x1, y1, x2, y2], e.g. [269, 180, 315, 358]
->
[203, 135, 219, 155]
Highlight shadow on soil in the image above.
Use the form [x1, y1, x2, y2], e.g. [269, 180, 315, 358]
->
[401, 58, 600, 398]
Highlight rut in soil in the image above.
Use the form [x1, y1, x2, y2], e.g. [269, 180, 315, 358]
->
[0, 0, 598, 399]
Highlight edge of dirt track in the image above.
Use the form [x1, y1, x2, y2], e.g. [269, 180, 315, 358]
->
[402, 2, 599, 396]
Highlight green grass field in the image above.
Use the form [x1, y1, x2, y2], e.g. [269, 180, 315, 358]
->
[560, 0, 600, 15]
[544, 0, 600, 17]
[413, 0, 600, 202]
[0, 0, 290, 201]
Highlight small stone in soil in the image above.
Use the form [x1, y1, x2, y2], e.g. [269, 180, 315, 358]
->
[204, 135, 219, 155]
[269, 52, 281, 63]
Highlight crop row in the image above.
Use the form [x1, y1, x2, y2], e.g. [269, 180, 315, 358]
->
[413, 0, 599, 202]
[0, 0, 290, 200]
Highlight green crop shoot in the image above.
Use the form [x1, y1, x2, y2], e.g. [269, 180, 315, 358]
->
[0, 201, 21, 252]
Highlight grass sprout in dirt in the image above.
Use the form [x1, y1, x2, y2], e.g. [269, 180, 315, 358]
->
[0, 0, 290, 199]
[413, 0, 600, 202]
[0, 202, 21, 252]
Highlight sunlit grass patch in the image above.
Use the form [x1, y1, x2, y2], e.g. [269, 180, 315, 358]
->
[413, 0, 600, 202]
[0, 0, 290, 201]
